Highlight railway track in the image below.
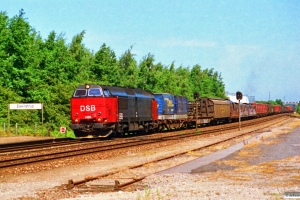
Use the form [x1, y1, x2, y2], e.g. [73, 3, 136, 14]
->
[65, 114, 290, 193]
[0, 114, 288, 170]
[0, 138, 104, 154]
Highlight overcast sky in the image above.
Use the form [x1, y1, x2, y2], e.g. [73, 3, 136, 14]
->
[2, 0, 300, 102]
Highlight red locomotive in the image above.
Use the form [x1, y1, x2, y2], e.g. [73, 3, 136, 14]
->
[70, 84, 158, 137]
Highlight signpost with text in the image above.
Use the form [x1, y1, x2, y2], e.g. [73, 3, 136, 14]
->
[8, 103, 44, 134]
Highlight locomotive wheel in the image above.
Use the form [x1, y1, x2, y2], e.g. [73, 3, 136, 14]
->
[108, 130, 117, 138]
[144, 125, 149, 134]
[73, 130, 88, 137]
[94, 129, 115, 138]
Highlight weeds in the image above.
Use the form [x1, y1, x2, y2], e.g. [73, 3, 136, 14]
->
[136, 187, 162, 200]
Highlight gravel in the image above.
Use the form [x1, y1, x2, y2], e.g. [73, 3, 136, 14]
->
[0, 117, 299, 200]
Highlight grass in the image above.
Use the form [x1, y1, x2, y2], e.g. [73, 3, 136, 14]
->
[0, 127, 76, 138]
[136, 187, 163, 200]
[291, 113, 300, 118]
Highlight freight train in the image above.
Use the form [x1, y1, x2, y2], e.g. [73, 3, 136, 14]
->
[70, 84, 294, 138]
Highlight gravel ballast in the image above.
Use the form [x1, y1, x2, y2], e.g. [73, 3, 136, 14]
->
[0, 118, 299, 200]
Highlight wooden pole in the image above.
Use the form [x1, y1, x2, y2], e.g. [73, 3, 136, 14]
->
[42, 105, 44, 135]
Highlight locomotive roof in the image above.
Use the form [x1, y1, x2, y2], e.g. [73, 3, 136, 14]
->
[76, 84, 154, 98]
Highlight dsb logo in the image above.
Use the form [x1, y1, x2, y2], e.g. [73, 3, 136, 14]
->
[80, 105, 96, 111]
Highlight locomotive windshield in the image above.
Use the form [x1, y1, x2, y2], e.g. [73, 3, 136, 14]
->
[74, 89, 87, 97]
[73, 88, 103, 97]
[88, 88, 102, 96]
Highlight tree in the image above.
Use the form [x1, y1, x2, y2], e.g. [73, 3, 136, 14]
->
[0, 11, 12, 88]
[68, 31, 93, 84]
[91, 43, 118, 85]
[5, 9, 39, 98]
[138, 53, 155, 90]
[189, 64, 203, 98]
[275, 99, 283, 106]
[118, 46, 138, 87]
[174, 66, 190, 97]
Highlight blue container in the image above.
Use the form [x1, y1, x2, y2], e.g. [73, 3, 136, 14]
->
[174, 96, 188, 115]
[154, 93, 175, 115]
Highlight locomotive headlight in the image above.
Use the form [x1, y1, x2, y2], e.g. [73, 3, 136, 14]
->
[97, 118, 101, 122]
[75, 119, 79, 122]
[85, 84, 90, 89]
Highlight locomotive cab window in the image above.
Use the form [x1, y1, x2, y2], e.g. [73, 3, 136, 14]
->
[103, 89, 111, 97]
[88, 88, 102, 96]
[74, 89, 87, 97]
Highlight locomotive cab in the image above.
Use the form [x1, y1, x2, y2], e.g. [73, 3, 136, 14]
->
[70, 84, 118, 137]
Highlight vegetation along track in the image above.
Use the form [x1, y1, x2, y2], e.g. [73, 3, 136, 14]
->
[0, 114, 288, 170]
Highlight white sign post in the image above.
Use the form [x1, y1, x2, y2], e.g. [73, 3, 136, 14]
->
[8, 103, 44, 134]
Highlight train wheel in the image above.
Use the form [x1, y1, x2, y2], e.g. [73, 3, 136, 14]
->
[158, 125, 163, 132]
[149, 125, 154, 133]
[94, 129, 114, 138]
[144, 125, 149, 134]
[73, 130, 88, 137]
[210, 120, 217, 126]
[108, 130, 116, 138]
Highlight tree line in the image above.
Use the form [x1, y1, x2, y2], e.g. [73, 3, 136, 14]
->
[0, 10, 235, 135]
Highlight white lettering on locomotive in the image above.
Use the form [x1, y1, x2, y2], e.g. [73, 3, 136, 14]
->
[85, 116, 92, 119]
[80, 105, 96, 112]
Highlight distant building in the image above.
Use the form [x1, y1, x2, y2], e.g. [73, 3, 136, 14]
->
[284, 101, 299, 105]
[284, 102, 299, 110]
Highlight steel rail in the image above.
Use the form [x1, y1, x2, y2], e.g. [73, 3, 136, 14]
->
[0, 114, 288, 169]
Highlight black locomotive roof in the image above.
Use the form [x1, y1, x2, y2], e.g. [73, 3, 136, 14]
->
[102, 86, 154, 98]
[76, 84, 154, 98]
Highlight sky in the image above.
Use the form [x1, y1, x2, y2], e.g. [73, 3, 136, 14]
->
[1, 0, 300, 102]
